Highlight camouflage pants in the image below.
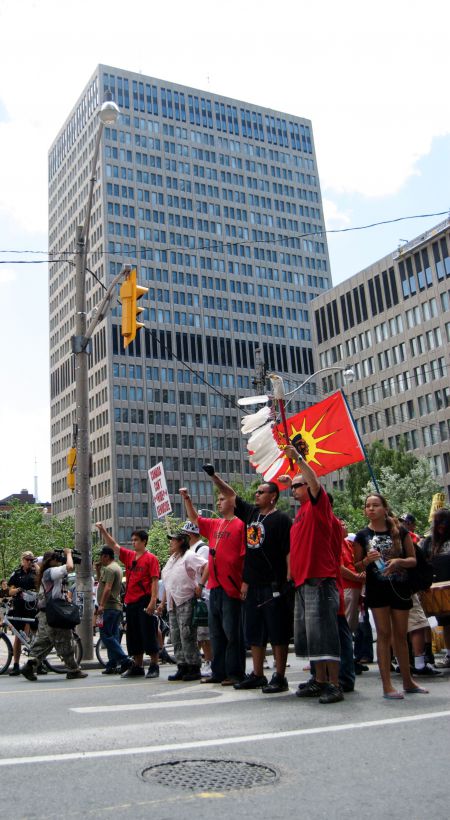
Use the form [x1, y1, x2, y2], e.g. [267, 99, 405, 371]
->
[28, 611, 79, 670]
[169, 598, 201, 666]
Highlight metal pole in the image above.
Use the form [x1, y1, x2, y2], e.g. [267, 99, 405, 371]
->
[74, 224, 94, 659]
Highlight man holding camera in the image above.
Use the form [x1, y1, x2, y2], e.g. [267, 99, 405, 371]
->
[96, 524, 160, 679]
[21, 548, 87, 681]
[8, 551, 38, 676]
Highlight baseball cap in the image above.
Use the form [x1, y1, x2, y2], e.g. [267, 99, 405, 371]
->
[167, 531, 188, 541]
[399, 513, 415, 524]
[181, 520, 200, 535]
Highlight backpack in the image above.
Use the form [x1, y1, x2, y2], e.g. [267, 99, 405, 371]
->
[408, 544, 433, 594]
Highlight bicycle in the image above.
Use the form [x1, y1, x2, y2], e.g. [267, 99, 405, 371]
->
[95, 610, 172, 667]
[0, 602, 83, 675]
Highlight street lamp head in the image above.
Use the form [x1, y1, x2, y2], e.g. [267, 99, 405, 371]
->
[99, 100, 120, 125]
[343, 368, 355, 384]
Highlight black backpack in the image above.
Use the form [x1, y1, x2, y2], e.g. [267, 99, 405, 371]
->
[408, 544, 433, 594]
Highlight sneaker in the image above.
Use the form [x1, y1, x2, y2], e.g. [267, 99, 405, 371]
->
[435, 656, 450, 669]
[297, 676, 316, 691]
[222, 677, 243, 686]
[119, 658, 134, 674]
[233, 672, 268, 690]
[182, 665, 202, 681]
[8, 664, 20, 676]
[319, 683, 344, 704]
[414, 663, 444, 677]
[66, 669, 88, 680]
[296, 679, 326, 698]
[21, 661, 37, 682]
[36, 663, 48, 675]
[201, 661, 212, 676]
[146, 663, 160, 679]
[262, 673, 289, 694]
[168, 666, 188, 681]
[121, 664, 145, 678]
[200, 675, 224, 684]
[102, 667, 119, 675]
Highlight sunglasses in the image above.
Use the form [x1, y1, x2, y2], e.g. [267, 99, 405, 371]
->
[291, 483, 307, 490]
[255, 489, 270, 495]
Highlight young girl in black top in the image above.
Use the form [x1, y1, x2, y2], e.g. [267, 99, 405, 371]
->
[354, 493, 427, 699]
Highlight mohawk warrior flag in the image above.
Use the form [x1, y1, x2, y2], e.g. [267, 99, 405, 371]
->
[244, 390, 365, 486]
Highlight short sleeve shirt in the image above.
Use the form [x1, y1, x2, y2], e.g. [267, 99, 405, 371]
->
[98, 561, 123, 611]
[198, 516, 245, 599]
[290, 486, 337, 587]
[234, 497, 291, 587]
[119, 548, 160, 604]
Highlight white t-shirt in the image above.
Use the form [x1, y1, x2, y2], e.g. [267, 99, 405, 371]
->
[161, 551, 207, 611]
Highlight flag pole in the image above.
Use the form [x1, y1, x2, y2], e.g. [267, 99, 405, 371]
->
[341, 390, 379, 492]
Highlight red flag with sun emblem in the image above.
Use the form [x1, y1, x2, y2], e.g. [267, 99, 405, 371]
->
[245, 391, 365, 486]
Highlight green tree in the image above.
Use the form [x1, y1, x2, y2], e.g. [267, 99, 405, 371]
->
[0, 502, 74, 578]
[344, 438, 419, 508]
[147, 515, 183, 568]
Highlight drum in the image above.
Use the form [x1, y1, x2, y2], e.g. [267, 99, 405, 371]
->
[420, 582, 450, 617]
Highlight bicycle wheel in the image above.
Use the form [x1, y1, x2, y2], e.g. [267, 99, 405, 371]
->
[0, 632, 13, 674]
[44, 632, 83, 674]
[95, 629, 126, 668]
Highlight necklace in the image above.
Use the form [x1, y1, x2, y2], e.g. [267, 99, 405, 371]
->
[256, 508, 276, 524]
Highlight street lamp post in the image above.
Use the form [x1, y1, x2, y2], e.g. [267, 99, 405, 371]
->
[283, 366, 355, 409]
[72, 99, 120, 659]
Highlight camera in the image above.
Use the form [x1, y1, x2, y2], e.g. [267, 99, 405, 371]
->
[53, 548, 82, 565]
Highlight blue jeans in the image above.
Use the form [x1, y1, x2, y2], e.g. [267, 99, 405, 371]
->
[100, 609, 128, 669]
[209, 587, 245, 681]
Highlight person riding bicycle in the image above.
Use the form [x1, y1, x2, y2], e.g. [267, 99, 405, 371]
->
[7, 551, 38, 676]
[21, 549, 88, 682]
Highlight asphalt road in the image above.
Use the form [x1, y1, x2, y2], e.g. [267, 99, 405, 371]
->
[1, 655, 449, 820]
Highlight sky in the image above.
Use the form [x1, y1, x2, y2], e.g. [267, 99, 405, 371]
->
[0, 0, 449, 502]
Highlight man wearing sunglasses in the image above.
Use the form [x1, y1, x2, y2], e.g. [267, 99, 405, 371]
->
[200, 466, 292, 694]
[283, 444, 343, 704]
[96, 524, 160, 679]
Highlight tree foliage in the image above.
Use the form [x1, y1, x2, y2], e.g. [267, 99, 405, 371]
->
[332, 441, 443, 535]
[0, 502, 74, 579]
[146, 515, 183, 568]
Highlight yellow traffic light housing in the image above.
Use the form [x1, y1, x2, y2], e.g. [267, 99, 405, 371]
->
[120, 268, 148, 348]
[67, 447, 77, 491]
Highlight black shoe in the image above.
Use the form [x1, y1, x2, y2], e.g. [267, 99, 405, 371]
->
[340, 684, 355, 693]
[146, 663, 160, 679]
[262, 673, 289, 694]
[319, 683, 344, 704]
[297, 676, 316, 691]
[21, 661, 37, 681]
[121, 665, 145, 678]
[200, 675, 224, 684]
[36, 663, 48, 675]
[168, 665, 188, 681]
[102, 667, 119, 675]
[9, 664, 20, 676]
[354, 662, 369, 675]
[182, 665, 202, 681]
[119, 658, 134, 674]
[233, 672, 268, 690]
[296, 679, 325, 698]
[66, 669, 88, 679]
[159, 648, 177, 665]
[414, 664, 444, 677]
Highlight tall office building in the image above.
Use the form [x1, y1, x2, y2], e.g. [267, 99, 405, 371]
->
[311, 217, 450, 500]
[48, 65, 331, 541]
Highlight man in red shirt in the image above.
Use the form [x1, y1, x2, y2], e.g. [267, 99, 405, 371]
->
[180, 487, 246, 685]
[96, 524, 160, 679]
[284, 444, 343, 704]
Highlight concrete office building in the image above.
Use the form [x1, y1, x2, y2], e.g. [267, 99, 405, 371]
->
[48, 65, 331, 540]
[311, 217, 450, 501]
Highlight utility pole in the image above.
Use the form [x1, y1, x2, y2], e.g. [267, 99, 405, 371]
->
[252, 346, 267, 395]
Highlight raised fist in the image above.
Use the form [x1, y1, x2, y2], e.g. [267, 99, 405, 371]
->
[202, 464, 215, 477]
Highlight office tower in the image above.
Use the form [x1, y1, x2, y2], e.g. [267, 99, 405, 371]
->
[48, 65, 331, 540]
[312, 218, 450, 500]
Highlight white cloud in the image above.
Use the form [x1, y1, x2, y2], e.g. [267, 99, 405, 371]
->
[0, 267, 16, 284]
[322, 200, 352, 230]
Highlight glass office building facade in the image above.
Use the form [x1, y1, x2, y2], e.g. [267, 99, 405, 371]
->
[48, 65, 331, 540]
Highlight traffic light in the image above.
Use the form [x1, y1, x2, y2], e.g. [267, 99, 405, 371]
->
[67, 447, 76, 491]
[120, 268, 148, 348]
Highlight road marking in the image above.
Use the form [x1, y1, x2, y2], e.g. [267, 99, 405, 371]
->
[71, 690, 279, 713]
[1, 709, 449, 767]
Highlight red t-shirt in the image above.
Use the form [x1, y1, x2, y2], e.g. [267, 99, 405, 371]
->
[341, 539, 362, 590]
[119, 547, 160, 604]
[331, 514, 345, 616]
[198, 516, 245, 600]
[290, 487, 337, 587]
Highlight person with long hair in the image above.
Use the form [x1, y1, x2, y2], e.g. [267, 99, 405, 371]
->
[353, 493, 426, 699]
[21, 549, 87, 681]
[421, 509, 450, 668]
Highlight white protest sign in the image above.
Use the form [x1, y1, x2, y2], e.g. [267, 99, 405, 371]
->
[148, 461, 172, 519]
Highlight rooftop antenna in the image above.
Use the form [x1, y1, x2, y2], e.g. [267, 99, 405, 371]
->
[34, 456, 39, 503]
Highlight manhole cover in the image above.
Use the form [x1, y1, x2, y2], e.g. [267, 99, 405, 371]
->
[141, 758, 278, 791]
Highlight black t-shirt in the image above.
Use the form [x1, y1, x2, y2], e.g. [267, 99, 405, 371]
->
[354, 526, 409, 584]
[8, 566, 37, 614]
[234, 497, 291, 587]
[421, 536, 450, 582]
